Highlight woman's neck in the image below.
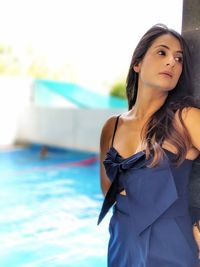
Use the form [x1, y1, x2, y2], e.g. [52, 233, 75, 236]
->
[131, 87, 168, 120]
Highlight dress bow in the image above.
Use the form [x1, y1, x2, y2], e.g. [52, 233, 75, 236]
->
[97, 148, 147, 225]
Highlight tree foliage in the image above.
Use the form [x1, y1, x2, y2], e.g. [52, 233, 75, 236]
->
[110, 80, 126, 99]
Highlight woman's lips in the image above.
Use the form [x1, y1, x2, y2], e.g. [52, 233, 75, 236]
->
[159, 71, 173, 78]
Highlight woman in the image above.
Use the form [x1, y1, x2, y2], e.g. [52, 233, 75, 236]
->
[98, 24, 200, 266]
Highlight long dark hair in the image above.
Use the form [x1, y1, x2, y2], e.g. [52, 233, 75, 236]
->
[126, 24, 197, 166]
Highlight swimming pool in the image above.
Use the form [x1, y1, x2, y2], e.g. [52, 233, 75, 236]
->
[0, 145, 110, 267]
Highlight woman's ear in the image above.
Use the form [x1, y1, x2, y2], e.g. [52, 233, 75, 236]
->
[133, 62, 140, 73]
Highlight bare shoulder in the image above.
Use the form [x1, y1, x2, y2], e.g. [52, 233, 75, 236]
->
[180, 107, 200, 151]
[174, 107, 200, 124]
[100, 115, 119, 150]
[181, 106, 200, 122]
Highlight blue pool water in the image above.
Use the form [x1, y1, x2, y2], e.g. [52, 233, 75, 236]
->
[0, 145, 110, 267]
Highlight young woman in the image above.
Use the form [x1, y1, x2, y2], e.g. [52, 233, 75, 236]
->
[98, 24, 200, 266]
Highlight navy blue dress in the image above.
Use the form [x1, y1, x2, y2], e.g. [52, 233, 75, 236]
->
[98, 119, 199, 267]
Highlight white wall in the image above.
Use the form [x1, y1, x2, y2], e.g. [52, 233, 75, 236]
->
[0, 76, 33, 146]
[0, 76, 126, 151]
[17, 107, 125, 152]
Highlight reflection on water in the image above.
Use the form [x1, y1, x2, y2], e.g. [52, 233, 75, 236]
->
[0, 146, 110, 267]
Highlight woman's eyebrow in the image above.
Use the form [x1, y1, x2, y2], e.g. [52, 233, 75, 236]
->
[154, 44, 183, 54]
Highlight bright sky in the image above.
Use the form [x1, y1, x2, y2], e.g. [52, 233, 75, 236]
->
[0, 0, 183, 93]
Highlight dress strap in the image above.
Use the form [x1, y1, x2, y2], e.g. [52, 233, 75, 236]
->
[111, 115, 120, 146]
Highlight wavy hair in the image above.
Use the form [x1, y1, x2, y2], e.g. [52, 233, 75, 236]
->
[126, 24, 197, 166]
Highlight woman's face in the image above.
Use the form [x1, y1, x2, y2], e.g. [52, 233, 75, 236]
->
[134, 34, 183, 92]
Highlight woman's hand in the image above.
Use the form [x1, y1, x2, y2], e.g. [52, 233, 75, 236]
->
[193, 222, 200, 259]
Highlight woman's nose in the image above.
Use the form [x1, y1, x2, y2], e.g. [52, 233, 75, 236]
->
[166, 56, 175, 67]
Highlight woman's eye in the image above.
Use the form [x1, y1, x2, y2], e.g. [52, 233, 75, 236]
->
[158, 50, 166, 56]
[175, 56, 183, 63]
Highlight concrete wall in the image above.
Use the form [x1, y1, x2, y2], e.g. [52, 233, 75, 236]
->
[16, 107, 125, 152]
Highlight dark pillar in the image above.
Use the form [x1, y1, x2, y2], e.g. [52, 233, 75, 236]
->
[182, 0, 200, 212]
[182, 0, 200, 98]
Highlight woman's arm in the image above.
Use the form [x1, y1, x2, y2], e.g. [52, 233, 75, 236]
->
[100, 116, 117, 196]
[183, 107, 200, 257]
[193, 225, 200, 258]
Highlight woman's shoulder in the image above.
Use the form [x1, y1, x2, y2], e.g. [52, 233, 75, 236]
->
[103, 114, 120, 127]
[175, 106, 200, 128]
[100, 111, 130, 134]
[174, 106, 200, 122]
[100, 114, 121, 149]
[180, 106, 200, 152]
[101, 115, 120, 137]
[182, 106, 200, 118]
